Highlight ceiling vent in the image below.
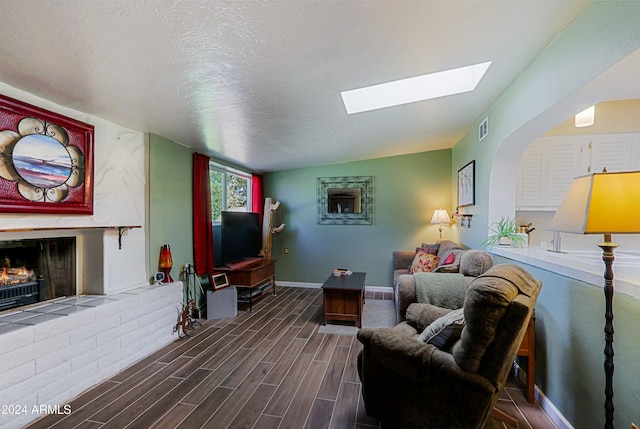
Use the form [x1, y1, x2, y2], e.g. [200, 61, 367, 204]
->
[479, 117, 489, 141]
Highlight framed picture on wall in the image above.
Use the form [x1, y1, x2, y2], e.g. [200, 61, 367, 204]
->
[0, 93, 94, 214]
[457, 160, 475, 207]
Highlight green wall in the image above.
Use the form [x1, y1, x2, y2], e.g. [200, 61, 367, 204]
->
[494, 256, 640, 428]
[264, 149, 451, 286]
[148, 134, 193, 281]
[450, 3, 640, 427]
[452, 1, 640, 249]
[147, 134, 452, 288]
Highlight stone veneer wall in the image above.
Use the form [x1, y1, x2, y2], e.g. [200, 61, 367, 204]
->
[0, 282, 182, 429]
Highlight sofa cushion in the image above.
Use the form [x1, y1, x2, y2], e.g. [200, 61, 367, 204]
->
[459, 250, 494, 277]
[409, 251, 440, 273]
[418, 307, 465, 349]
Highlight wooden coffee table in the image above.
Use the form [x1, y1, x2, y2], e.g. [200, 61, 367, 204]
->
[321, 272, 366, 327]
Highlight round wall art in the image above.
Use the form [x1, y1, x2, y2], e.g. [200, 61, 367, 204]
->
[0, 94, 94, 214]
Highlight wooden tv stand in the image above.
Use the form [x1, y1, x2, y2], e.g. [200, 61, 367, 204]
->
[218, 258, 276, 312]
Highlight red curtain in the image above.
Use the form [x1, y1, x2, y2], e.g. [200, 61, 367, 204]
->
[193, 153, 214, 275]
[252, 173, 264, 225]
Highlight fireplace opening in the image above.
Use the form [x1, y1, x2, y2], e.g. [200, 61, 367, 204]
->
[0, 238, 76, 311]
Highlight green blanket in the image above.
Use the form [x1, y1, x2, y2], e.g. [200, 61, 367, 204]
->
[414, 272, 467, 310]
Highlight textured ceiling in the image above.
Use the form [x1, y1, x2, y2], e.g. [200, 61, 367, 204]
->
[0, 1, 589, 172]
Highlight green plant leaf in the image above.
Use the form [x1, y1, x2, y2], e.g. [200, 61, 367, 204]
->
[482, 215, 527, 247]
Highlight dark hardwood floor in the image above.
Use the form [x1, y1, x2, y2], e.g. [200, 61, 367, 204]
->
[25, 287, 557, 429]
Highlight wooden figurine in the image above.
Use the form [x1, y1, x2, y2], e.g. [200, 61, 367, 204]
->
[260, 197, 285, 259]
[173, 299, 196, 338]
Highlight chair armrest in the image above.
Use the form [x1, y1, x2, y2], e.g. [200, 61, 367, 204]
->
[405, 303, 454, 331]
[358, 328, 496, 393]
[358, 328, 436, 382]
[396, 274, 416, 323]
[392, 250, 415, 271]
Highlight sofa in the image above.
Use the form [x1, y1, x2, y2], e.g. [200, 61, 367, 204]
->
[392, 239, 494, 322]
[357, 263, 542, 429]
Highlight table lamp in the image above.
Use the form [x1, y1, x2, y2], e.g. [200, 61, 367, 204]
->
[430, 209, 450, 239]
[158, 244, 174, 283]
[548, 169, 640, 429]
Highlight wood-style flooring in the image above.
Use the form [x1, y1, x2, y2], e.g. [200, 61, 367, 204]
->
[25, 287, 557, 429]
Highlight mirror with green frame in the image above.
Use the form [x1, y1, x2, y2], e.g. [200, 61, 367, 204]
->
[316, 176, 374, 225]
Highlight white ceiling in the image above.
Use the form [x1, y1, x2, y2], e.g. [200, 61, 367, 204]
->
[0, 1, 590, 172]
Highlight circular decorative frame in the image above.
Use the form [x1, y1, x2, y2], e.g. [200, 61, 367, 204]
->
[0, 94, 93, 214]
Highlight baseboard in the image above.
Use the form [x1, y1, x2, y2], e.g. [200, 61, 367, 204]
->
[514, 363, 574, 429]
[535, 387, 574, 429]
[277, 281, 321, 289]
[276, 281, 393, 295]
[365, 285, 393, 294]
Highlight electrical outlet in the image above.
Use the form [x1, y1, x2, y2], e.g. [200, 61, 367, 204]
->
[180, 264, 186, 274]
[284, 247, 289, 254]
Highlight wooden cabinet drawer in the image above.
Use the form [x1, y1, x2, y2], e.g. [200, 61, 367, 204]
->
[251, 264, 274, 284]
[223, 259, 276, 287]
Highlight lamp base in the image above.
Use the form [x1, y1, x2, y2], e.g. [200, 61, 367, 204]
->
[598, 235, 618, 429]
[162, 268, 173, 283]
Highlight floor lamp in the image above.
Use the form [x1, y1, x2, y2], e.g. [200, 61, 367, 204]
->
[548, 169, 640, 429]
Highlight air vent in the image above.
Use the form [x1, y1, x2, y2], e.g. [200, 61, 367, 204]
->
[479, 117, 489, 141]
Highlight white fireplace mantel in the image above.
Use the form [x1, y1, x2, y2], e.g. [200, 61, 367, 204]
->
[0, 226, 141, 250]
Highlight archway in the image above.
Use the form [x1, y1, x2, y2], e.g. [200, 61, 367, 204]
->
[488, 49, 640, 234]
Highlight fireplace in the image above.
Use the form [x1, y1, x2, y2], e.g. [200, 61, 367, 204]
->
[0, 238, 76, 311]
[0, 278, 45, 311]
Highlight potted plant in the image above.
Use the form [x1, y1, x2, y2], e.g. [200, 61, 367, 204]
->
[483, 215, 527, 248]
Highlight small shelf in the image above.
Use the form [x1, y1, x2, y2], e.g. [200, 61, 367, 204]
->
[237, 281, 272, 301]
[0, 225, 142, 249]
[453, 214, 473, 228]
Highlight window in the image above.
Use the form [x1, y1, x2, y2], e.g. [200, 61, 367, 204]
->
[209, 163, 252, 223]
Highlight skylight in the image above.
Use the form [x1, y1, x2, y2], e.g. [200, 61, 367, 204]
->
[341, 61, 492, 114]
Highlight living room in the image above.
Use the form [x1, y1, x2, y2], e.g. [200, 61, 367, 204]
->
[1, 2, 640, 428]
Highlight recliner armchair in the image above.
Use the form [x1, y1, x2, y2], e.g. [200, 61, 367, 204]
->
[357, 264, 542, 429]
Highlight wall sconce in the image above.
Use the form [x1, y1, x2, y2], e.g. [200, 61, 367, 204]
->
[453, 213, 473, 228]
[158, 244, 174, 283]
[430, 209, 450, 239]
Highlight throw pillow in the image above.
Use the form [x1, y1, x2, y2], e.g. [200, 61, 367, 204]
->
[419, 243, 440, 255]
[407, 244, 440, 271]
[409, 251, 440, 274]
[441, 251, 456, 266]
[434, 249, 465, 273]
[418, 307, 465, 349]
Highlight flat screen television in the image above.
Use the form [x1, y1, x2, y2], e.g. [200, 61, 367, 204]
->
[214, 211, 262, 267]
